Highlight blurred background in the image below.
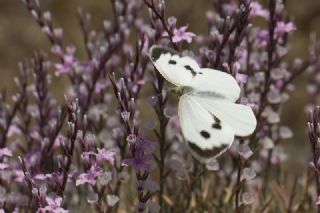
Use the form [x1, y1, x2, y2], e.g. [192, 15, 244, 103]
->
[0, 0, 320, 170]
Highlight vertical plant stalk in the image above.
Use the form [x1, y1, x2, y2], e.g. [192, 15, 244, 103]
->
[143, 0, 179, 210]
[0, 61, 28, 149]
[235, 155, 244, 213]
[57, 98, 82, 197]
[151, 69, 169, 211]
[308, 106, 320, 213]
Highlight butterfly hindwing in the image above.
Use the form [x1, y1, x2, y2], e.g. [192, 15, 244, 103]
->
[194, 96, 257, 136]
[178, 94, 235, 161]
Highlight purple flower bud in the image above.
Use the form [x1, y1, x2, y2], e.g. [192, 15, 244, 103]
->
[107, 194, 119, 207]
[43, 11, 52, 22]
[241, 168, 256, 181]
[238, 144, 253, 160]
[242, 192, 255, 205]
[86, 192, 98, 204]
[206, 158, 220, 171]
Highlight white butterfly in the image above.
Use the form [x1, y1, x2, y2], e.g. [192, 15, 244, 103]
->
[149, 45, 257, 162]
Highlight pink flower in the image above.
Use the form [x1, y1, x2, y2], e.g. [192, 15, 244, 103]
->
[172, 26, 195, 43]
[275, 22, 296, 38]
[0, 148, 13, 157]
[95, 148, 116, 165]
[7, 125, 21, 137]
[236, 73, 248, 84]
[14, 170, 25, 182]
[250, 2, 268, 18]
[82, 148, 116, 165]
[0, 163, 9, 170]
[53, 45, 78, 76]
[163, 18, 195, 44]
[256, 29, 269, 48]
[95, 82, 107, 94]
[38, 196, 69, 213]
[76, 164, 103, 186]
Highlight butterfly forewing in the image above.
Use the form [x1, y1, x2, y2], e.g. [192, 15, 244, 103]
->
[190, 68, 241, 101]
[149, 45, 202, 87]
[194, 96, 257, 136]
[150, 46, 241, 101]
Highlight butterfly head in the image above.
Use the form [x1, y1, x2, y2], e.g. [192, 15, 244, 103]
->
[172, 86, 192, 96]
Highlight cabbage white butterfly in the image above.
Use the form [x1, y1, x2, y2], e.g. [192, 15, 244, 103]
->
[149, 45, 257, 162]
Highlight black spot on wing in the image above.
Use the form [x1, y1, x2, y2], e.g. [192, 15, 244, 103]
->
[212, 116, 222, 130]
[200, 130, 210, 139]
[150, 46, 179, 61]
[169, 60, 177, 64]
[188, 142, 229, 159]
[184, 65, 197, 77]
[212, 123, 222, 129]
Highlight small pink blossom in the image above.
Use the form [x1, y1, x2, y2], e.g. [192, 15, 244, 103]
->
[95, 82, 107, 94]
[76, 164, 103, 186]
[275, 21, 296, 38]
[38, 196, 68, 213]
[53, 45, 79, 76]
[236, 73, 248, 84]
[256, 29, 268, 48]
[250, 2, 268, 18]
[172, 26, 195, 43]
[14, 170, 25, 182]
[163, 19, 195, 44]
[34, 173, 53, 181]
[95, 148, 116, 165]
[82, 148, 116, 165]
[30, 131, 42, 141]
[0, 147, 13, 157]
[0, 163, 9, 170]
[7, 125, 21, 137]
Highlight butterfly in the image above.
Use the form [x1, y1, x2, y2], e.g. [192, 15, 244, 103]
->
[149, 45, 257, 162]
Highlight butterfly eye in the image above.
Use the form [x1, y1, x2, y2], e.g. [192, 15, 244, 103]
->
[200, 130, 210, 139]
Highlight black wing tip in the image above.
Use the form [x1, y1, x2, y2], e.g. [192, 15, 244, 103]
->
[149, 45, 179, 61]
[187, 141, 230, 162]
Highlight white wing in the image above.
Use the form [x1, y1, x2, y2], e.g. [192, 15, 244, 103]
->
[150, 45, 257, 161]
[149, 45, 201, 87]
[149, 45, 240, 101]
[178, 94, 235, 161]
[193, 96, 257, 136]
[190, 68, 240, 102]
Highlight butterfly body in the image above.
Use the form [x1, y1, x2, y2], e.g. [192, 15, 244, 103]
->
[149, 45, 257, 162]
